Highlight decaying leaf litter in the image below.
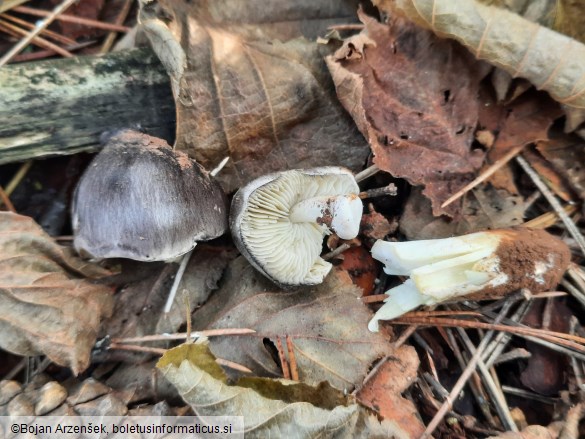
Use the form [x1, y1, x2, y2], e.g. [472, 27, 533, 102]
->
[1, 0, 585, 437]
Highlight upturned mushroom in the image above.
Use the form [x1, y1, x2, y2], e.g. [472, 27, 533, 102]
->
[368, 228, 571, 332]
[72, 130, 228, 262]
[230, 167, 363, 287]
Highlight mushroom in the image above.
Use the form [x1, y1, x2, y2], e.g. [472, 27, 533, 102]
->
[368, 228, 571, 332]
[72, 130, 228, 262]
[230, 167, 363, 287]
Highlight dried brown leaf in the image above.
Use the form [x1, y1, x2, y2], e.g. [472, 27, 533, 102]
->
[338, 246, 379, 296]
[400, 184, 526, 240]
[144, 2, 369, 192]
[380, 0, 585, 130]
[191, 257, 393, 390]
[356, 346, 425, 438]
[523, 148, 574, 202]
[326, 12, 485, 217]
[99, 245, 236, 361]
[537, 137, 585, 201]
[0, 213, 113, 374]
[479, 93, 562, 193]
[156, 0, 362, 41]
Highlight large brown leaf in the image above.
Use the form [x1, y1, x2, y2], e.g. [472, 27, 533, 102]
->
[141, 1, 369, 192]
[158, 343, 411, 438]
[191, 257, 393, 391]
[157, 0, 362, 41]
[380, 0, 585, 131]
[0, 213, 113, 374]
[326, 12, 486, 216]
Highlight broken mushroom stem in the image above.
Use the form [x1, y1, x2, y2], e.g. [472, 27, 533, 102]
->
[288, 193, 362, 240]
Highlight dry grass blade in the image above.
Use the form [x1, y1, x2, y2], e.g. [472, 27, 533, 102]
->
[523, 204, 578, 228]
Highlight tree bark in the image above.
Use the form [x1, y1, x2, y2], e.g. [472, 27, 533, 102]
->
[0, 48, 175, 165]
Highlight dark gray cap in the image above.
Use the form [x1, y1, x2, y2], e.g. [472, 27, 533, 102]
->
[72, 130, 228, 261]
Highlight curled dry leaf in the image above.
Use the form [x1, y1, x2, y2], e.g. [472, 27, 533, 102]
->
[144, 1, 369, 192]
[157, 343, 411, 438]
[356, 346, 425, 438]
[537, 137, 585, 201]
[478, 92, 562, 194]
[191, 257, 393, 390]
[380, 0, 585, 130]
[0, 213, 113, 374]
[326, 12, 485, 217]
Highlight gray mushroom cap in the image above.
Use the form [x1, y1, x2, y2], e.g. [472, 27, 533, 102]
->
[72, 130, 228, 261]
[230, 167, 362, 287]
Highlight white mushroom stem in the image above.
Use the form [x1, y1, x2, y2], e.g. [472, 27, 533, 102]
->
[368, 232, 506, 332]
[288, 194, 363, 240]
[164, 247, 195, 314]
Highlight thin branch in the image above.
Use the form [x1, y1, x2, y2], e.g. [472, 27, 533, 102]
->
[5, 161, 32, 196]
[361, 294, 388, 303]
[108, 343, 167, 355]
[286, 335, 299, 381]
[13, 6, 131, 32]
[501, 386, 557, 405]
[355, 164, 380, 182]
[441, 143, 526, 208]
[0, 0, 78, 66]
[393, 325, 418, 348]
[0, 185, 16, 212]
[456, 327, 517, 431]
[322, 243, 351, 261]
[516, 155, 585, 257]
[1, 13, 76, 45]
[215, 358, 253, 373]
[99, 0, 133, 53]
[421, 302, 512, 438]
[491, 348, 531, 365]
[111, 328, 256, 344]
[0, 18, 73, 57]
[359, 184, 397, 199]
[393, 317, 585, 352]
